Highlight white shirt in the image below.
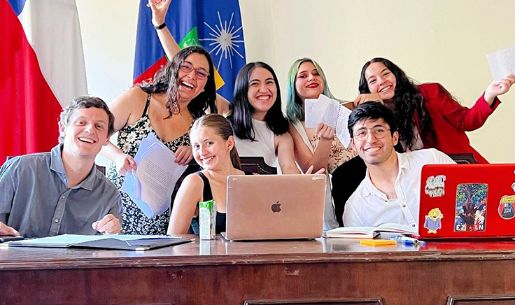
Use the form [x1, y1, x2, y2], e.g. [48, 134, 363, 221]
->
[343, 148, 455, 230]
[234, 118, 278, 169]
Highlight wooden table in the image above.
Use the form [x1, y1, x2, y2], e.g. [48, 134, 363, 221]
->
[1, 237, 515, 305]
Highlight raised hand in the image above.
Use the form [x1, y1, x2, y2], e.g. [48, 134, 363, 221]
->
[148, 0, 171, 27]
[484, 75, 515, 104]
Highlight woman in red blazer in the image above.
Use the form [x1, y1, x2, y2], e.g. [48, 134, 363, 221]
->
[355, 57, 514, 163]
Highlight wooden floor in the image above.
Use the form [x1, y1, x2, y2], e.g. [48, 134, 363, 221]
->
[1, 236, 515, 305]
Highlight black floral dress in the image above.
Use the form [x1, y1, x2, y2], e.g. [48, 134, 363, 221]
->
[106, 96, 190, 234]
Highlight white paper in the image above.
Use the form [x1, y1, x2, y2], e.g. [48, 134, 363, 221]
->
[304, 94, 352, 147]
[487, 46, 515, 80]
[121, 133, 188, 218]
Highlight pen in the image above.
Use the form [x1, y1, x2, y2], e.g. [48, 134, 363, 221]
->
[391, 235, 425, 247]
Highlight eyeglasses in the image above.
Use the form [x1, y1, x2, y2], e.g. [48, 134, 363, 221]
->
[179, 61, 210, 80]
[353, 126, 390, 141]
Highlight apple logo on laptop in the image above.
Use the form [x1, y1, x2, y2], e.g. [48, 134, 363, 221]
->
[271, 201, 282, 213]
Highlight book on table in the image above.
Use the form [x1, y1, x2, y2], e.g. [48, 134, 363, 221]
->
[324, 223, 418, 239]
[7, 234, 191, 251]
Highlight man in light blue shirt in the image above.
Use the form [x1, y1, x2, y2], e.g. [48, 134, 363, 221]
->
[0, 96, 122, 238]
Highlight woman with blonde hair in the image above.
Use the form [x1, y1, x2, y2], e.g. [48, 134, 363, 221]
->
[168, 114, 244, 234]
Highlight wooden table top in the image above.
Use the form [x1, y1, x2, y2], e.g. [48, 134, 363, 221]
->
[1, 235, 515, 271]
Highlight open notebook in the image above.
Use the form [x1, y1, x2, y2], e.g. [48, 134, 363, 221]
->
[8, 234, 191, 251]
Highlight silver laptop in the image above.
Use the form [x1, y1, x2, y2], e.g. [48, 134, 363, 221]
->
[224, 174, 326, 241]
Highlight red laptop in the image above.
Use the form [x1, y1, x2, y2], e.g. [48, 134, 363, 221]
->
[419, 164, 515, 239]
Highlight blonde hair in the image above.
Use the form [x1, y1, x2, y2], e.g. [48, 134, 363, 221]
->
[191, 114, 241, 169]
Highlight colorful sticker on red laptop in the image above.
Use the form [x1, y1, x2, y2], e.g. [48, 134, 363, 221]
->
[498, 195, 515, 220]
[423, 208, 444, 234]
[425, 175, 446, 198]
[454, 183, 487, 232]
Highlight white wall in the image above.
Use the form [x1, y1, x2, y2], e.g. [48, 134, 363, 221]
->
[76, 0, 139, 102]
[78, 0, 515, 162]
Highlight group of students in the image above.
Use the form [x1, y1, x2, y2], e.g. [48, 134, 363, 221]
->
[1, 0, 515, 238]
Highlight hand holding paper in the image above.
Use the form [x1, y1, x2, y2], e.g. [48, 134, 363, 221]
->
[484, 75, 515, 104]
[114, 153, 137, 176]
[304, 94, 352, 147]
[121, 133, 188, 218]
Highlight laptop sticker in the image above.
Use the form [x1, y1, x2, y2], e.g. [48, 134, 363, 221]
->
[454, 183, 487, 232]
[498, 195, 515, 220]
[425, 175, 446, 198]
[423, 208, 444, 234]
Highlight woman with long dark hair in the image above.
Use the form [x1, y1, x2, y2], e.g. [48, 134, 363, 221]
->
[228, 62, 300, 174]
[102, 46, 217, 235]
[356, 57, 514, 163]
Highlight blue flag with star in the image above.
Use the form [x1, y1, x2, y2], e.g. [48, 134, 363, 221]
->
[133, 0, 246, 101]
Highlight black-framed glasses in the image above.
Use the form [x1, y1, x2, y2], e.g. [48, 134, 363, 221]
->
[179, 61, 210, 80]
[354, 126, 390, 141]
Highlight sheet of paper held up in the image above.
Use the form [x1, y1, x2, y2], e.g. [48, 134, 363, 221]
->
[121, 133, 187, 218]
[487, 46, 515, 80]
[304, 94, 352, 147]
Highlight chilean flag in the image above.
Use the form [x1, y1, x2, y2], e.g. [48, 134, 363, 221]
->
[133, 0, 246, 101]
[0, 0, 88, 164]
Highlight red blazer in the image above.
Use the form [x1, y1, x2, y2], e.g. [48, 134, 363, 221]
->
[417, 83, 499, 164]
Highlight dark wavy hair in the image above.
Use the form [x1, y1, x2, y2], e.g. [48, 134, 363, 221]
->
[229, 62, 289, 141]
[348, 101, 398, 137]
[139, 46, 217, 119]
[358, 57, 432, 150]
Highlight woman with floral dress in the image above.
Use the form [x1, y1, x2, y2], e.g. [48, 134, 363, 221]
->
[101, 46, 217, 234]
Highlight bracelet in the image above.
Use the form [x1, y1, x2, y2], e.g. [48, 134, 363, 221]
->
[154, 22, 166, 30]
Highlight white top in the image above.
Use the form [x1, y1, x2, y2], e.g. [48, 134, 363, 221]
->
[343, 148, 455, 230]
[234, 118, 278, 169]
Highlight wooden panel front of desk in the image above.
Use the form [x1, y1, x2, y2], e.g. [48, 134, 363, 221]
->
[1, 239, 515, 305]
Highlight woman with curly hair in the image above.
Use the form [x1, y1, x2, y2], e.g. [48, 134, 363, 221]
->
[356, 57, 514, 163]
[102, 46, 217, 235]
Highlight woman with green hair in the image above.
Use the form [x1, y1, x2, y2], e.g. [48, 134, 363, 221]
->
[286, 58, 358, 227]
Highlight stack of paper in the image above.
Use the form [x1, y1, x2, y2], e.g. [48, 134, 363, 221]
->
[121, 133, 188, 218]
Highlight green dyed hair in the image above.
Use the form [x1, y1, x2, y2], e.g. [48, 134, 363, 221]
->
[285, 58, 335, 123]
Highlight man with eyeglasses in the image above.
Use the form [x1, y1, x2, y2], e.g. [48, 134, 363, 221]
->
[342, 102, 454, 230]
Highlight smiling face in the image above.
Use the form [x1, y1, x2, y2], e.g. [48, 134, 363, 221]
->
[177, 53, 210, 103]
[351, 118, 398, 166]
[59, 107, 110, 161]
[191, 126, 234, 170]
[295, 61, 325, 101]
[364, 62, 397, 103]
[247, 67, 278, 120]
